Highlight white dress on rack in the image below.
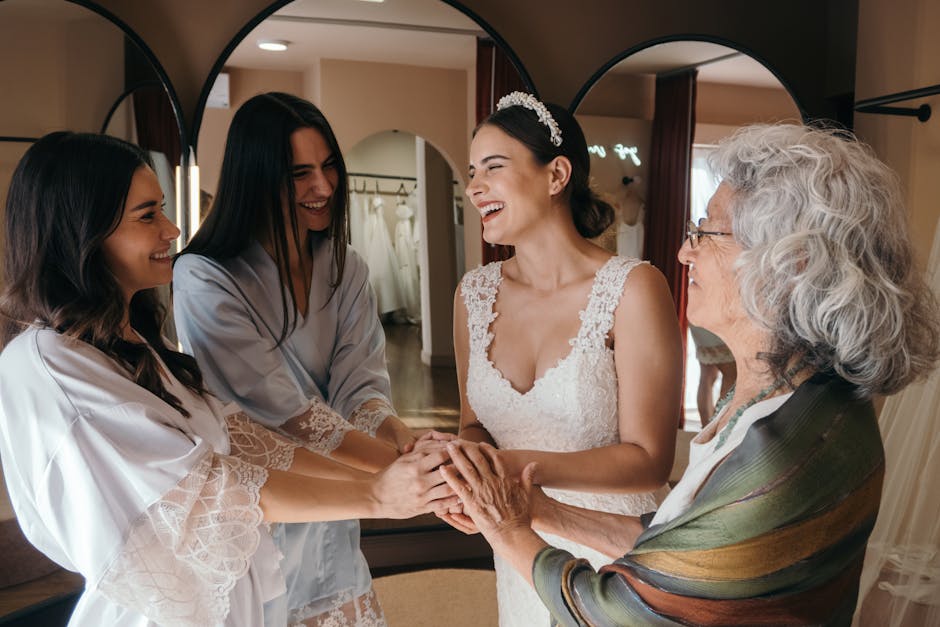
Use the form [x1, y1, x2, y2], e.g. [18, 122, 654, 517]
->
[394, 200, 420, 320]
[348, 189, 368, 254]
[460, 256, 665, 627]
[363, 195, 404, 315]
[616, 207, 645, 259]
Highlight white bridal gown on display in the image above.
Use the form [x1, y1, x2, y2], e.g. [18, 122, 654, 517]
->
[460, 256, 666, 627]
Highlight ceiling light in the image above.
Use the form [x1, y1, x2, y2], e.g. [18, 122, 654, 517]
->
[356, 0, 386, 3]
[258, 40, 289, 52]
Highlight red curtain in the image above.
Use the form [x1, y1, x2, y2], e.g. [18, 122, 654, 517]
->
[133, 84, 182, 167]
[476, 38, 526, 264]
[643, 70, 697, 426]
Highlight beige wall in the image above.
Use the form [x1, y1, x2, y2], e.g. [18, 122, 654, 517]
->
[197, 68, 305, 196]
[577, 74, 655, 119]
[696, 82, 802, 127]
[0, 13, 124, 138]
[855, 0, 940, 266]
[0, 12, 124, 278]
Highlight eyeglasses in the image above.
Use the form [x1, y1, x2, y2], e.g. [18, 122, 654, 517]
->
[686, 219, 733, 249]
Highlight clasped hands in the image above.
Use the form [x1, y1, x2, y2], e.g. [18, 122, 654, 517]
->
[397, 431, 539, 541]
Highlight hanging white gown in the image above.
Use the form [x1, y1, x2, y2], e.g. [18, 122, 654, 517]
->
[854, 218, 940, 626]
[348, 189, 368, 255]
[460, 257, 666, 627]
[394, 200, 420, 320]
[616, 206, 645, 259]
[363, 195, 405, 315]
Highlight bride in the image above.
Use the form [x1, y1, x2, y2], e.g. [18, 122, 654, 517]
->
[449, 93, 683, 626]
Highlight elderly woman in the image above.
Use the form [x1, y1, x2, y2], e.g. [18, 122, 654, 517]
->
[441, 124, 940, 626]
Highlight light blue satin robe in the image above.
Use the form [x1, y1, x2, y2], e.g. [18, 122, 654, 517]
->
[173, 236, 392, 620]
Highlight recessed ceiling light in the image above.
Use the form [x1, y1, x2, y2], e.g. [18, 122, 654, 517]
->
[258, 39, 289, 52]
[356, 0, 385, 3]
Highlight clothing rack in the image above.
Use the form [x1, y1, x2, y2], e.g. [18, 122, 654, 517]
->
[347, 171, 461, 196]
[347, 172, 417, 197]
[0, 136, 39, 143]
[854, 83, 939, 122]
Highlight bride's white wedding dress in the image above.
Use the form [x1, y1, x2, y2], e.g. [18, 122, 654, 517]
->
[460, 256, 666, 627]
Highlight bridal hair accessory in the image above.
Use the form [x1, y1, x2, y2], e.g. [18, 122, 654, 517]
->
[496, 91, 563, 147]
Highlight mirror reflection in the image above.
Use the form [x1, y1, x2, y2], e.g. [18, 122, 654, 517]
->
[574, 40, 800, 433]
[194, 0, 509, 438]
[0, 0, 182, 598]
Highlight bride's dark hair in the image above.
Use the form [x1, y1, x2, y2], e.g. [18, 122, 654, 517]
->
[0, 132, 205, 416]
[479, 100, 615, 239]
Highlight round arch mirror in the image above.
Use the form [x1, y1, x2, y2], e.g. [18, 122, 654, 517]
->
[190, 0, 529, 476]
[0, 0, 183, 601]
[573, 39, 801, 432]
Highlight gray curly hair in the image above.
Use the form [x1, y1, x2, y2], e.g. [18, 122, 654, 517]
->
[710, 124, 939, 397]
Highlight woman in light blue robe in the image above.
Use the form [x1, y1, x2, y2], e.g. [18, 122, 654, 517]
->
[173, 92, 418, 626]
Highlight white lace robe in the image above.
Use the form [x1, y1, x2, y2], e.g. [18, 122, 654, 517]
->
[174, 236, 392, 626]
[0, 326, 290, 626]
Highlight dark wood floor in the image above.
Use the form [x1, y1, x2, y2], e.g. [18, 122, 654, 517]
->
[383, 321, 460, 433]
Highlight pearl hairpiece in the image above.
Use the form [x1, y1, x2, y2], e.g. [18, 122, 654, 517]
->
[496, 91, 563, 147]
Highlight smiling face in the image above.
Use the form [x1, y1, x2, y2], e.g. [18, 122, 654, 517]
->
[287, 126, 339, 234]
[678, 182, 746, 336]
[466, 124, 555, 245]
[100, 165, 180, 302]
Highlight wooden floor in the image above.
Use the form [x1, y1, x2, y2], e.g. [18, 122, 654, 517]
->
[383, 321, 460, 433]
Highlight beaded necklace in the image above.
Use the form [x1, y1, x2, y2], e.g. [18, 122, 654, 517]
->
[711, 366, 803, 449]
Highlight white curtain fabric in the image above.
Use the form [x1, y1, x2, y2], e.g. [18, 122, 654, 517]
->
[854, 219, 940, 626]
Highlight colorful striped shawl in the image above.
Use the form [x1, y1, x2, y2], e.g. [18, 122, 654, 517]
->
[533, 374, 884, 626]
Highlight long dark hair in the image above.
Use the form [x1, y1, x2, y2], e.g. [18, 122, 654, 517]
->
[181, 92, 350, 345]
[479, 99, 614, 238]
[0, 132, 205, 416]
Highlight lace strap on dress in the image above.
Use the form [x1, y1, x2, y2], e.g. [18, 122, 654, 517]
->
[459, 262, 503, 358]
[575, 257, 647, 351]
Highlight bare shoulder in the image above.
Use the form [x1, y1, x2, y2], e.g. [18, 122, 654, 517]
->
[616, 262, 676, 319]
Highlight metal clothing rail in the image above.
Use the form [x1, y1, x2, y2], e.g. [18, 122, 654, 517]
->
[347, 172, 417, 197]
[0, 136, 39, 143]
[854, 83, 940, 122]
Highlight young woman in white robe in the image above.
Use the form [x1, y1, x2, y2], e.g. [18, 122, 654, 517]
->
[173, 92, 420, 625]
[0, 132, 455, 626]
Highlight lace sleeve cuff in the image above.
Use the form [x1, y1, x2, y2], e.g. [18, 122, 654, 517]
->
[97, 452, 268, 626]
[278, 398, 354, 455]
[225, 411, 299, 471]
[349, 398, 396, 437]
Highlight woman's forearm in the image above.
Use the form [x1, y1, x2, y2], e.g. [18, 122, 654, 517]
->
[375, 414, 417, 452]
[331, 429, 399, 472]
[289, 447, 373, 480]
[532, 495, 644, 559]
[260, 469, 379, 522]
[500, 443, 671, 493]
[488, 526, 549, 587]
[458, 421, 497, 446]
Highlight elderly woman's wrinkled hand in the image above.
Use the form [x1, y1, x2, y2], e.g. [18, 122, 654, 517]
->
[438, 441, 537, 540]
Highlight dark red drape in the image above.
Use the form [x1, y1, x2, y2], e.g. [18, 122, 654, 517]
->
[132, 84, 182, 167]
[643, 70, 696, 426]
[476, 38, 526, 264]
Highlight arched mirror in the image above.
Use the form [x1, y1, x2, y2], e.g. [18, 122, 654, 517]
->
[192, 0, 527, 447]
[189, 0, 527, 566]
[574, 39, 801, 437]
[0, 0, 183, 614]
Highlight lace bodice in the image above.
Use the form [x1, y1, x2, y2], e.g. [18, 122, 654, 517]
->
[464, 256, 641, 458]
